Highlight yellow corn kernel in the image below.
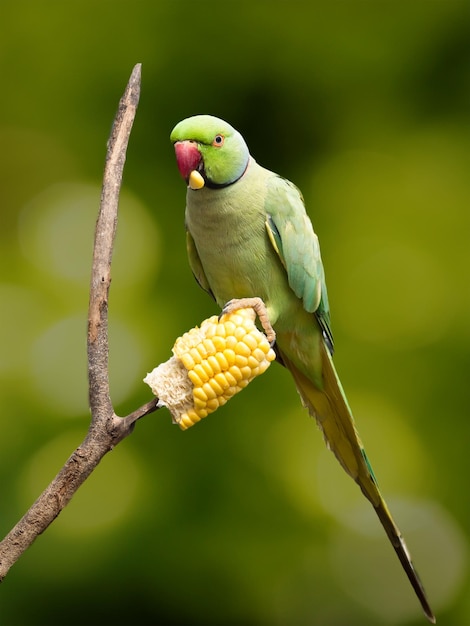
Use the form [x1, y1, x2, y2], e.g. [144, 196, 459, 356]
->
[202, 381, 218, 400]
[229, 365, 243, 382]
[189, 347, 203, 364]
[193, 386, 208, 402]
[206, 398, 221, 412]
[253, 347, 267, 362]
[180, 411, 200, 430]
[225, 335, 237, 349]
[234, 326, 246, 340]
[223, 370, 238, 387]
[234, 354, 248, 368]
[239, 365, 252, 380]
[234, 341, 251, 358]
[225, 386, 237, 398]
[212, 335, 226, 351]
[258, 361, 270, 374]
[223, 348, 236, 366]
[215, 324, 226, 337]
[214, 372, 230, 390]
[189, 170, 205, 190]
[179, 352, 196, 370]
[252, 336, 269, 354]
[217, 319, 231, 335]
[201, 360, 215, 378]
[203, 338, 216, 354]
[247, 355, 260, 370]
[214, 352, 229, 370]
[242, 332, 259, 351]
[207, 355, 222, 374]
[208, 377, 224, 396]
[196, 342, 208, 358]
[193, 397, 207, 411]
[193, 363, 210, 383]
[188, 369, 204, 388]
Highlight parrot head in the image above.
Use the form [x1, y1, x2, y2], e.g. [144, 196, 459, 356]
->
[170, 115, 250, 189]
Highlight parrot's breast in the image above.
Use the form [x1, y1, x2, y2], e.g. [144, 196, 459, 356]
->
[185, 160, 279, 309]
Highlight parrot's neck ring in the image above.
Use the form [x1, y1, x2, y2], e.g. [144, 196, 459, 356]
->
[203, 179, 239, 190]
[203, 160, 249, 190]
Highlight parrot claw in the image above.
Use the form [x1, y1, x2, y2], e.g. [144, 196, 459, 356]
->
[221, 297, 276, 346]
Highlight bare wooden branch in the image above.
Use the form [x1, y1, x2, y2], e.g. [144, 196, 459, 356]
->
[120, 397, 161, 431]
[88, 63, 142, 422]
[0, 63, 161, 582]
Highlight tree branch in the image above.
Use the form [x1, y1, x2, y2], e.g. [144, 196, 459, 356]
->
[88, 63, 141, 422]
[0, 63, 158, 582]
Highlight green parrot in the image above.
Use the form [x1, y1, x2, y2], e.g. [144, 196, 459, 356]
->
[170, 114, 435, 623]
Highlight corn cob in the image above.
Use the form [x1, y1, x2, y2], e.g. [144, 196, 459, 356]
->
[144, 307, 276, 430]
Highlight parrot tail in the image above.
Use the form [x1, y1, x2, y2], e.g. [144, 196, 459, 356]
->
[279, 344, 436, 624]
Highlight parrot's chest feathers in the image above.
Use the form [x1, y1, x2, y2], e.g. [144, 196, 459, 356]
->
[185, 172, 272, 302]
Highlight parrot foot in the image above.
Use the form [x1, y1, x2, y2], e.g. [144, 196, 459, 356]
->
[221, 298, 276, 346]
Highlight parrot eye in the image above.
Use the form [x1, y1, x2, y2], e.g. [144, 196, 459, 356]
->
[212, 134, 224, 147]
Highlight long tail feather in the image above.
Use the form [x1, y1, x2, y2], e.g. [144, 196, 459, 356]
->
[375, 499, 435, 623]
[279, 344, 435, 623]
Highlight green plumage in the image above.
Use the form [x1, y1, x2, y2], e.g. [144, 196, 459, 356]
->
[171, 115, 435, 623]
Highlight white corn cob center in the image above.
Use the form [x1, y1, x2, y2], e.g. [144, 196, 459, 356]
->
[144, 308, 276, 430]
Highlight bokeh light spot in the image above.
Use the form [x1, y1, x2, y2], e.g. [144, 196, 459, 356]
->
[18, 429, 142, 534]
[18, 181, 160, 287]
[0, 283, 47, 376]
[30, 314, 143, 417]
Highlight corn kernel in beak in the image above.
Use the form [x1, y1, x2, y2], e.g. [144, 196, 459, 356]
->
[189, 170, 205, 190]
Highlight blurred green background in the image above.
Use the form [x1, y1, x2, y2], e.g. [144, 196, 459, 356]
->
[1, 1, 469, 624]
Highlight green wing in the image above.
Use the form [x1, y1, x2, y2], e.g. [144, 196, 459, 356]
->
[265, 175, 334, 353]
[186, 230, 215, 301]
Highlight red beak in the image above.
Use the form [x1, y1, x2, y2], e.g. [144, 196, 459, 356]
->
[174, 141, 202, 180]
